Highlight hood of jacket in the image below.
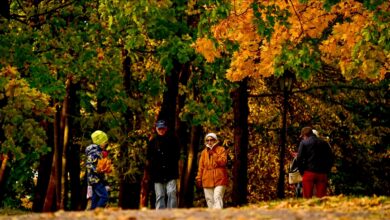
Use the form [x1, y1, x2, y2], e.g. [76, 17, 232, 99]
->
[85, 144, 101, 156]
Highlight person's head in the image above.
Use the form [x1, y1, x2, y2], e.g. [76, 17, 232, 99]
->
[300, 126, 313, 140]
[91, 130, 108, 149]
[205, 133, 218, 148]
[155, 120, 168, 136]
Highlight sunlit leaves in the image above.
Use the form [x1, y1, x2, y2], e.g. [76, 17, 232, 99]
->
[194, 38, 221, 62]
[194, 0, 389, 81]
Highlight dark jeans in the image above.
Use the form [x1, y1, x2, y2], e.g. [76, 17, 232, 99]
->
[91, 182, 109, 209]
[295, 182, 302, 198]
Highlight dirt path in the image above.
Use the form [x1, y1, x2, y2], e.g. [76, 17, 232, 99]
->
[1, 196, 389, 220]
[1, 206, 388, 220]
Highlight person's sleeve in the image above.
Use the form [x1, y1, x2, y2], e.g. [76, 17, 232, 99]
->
[296, 142, 305, 174]
[86, 152, 97, 172]
[213, 146, 228, 167]
[195, 151, 204, 182]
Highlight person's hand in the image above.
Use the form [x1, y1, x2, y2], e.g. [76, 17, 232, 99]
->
[196, 180, 202, 188]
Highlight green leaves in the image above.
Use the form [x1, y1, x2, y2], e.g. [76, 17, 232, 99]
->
[252, 3, 290, 41]
[274, 42, 321, 80]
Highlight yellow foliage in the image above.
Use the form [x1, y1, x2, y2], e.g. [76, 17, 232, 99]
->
[20, 196, 33, 210]
[193, 0, 388, 81]
[193, 38, 221, 62]
[0, 65, 18, 78]
[96, 47, 105, 61]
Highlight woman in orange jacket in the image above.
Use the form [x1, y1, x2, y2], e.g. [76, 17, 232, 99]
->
[196, 133, 229, 209]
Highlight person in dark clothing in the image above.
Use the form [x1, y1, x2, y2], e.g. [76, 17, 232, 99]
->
[144, 120, 180, 209]
[297, 127, 333, 198]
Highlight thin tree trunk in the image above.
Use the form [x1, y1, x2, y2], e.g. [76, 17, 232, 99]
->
[176, 64, 191, 208]
[0, 154, 8, 186]
[60, 77, 71, 209]
[33, 121, 54, 212]
[158, 61, 180, 128]
[231, 78, 249, 206]
[277, 84, 289, 198]
[68, 81, 82, 210]
[180, 125, 201, 207]
[43, 107, 61, 211]
[119, 49, 141, 209]
[0, 153, 9, 202]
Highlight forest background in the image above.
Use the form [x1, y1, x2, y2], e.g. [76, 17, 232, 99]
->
[0, 0, 388, 212]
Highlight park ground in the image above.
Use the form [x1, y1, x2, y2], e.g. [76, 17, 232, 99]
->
[0, 195, 389, 220]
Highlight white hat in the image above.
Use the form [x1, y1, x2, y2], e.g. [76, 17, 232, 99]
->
[312, 129, 319, 137]
[205, 133, 218, 141]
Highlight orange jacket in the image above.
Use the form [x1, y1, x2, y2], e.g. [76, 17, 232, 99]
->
[196, 145, 229, 188]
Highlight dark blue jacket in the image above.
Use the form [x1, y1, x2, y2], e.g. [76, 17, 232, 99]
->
[297, 135, 333, 174]
[85, 144, 105, 185]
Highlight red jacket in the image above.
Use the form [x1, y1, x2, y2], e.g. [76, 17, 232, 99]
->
[196, 145, 229, 187]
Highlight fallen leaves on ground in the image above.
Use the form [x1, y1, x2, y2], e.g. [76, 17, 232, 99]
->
[0, 195, 388, 220]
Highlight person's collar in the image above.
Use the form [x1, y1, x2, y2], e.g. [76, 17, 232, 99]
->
[206, 142, 218, 150]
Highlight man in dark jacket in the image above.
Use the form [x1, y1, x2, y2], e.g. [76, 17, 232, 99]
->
[297, 127, 333, 198]
[144, 120, 180, 209]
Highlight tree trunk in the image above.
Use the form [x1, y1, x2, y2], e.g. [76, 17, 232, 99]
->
[33, 122, 54, 212]
[158, 61, 180, 128]
[176, 64, 191, 207]
[60, 77, 72, 209]
[277, 84, 289, 198]
[0, 153, 10, 203]
[0, 154, 8, 189]
[179, 125, 201, 207]
[68, 80, 82, 210]
[119, 49, 141, 209]
[231, 78, 249, 206]
[43, 107, 62, 211]
[33, 151, 53, 211]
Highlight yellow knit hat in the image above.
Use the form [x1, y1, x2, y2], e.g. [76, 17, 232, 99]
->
[91, 130, 108, 145]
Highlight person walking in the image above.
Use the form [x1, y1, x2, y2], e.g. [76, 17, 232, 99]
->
[297, 127, 333, 198]
[85, 149, 111, 210]
[144, 120, 180, 209]
[196, 133, 229, 209]
[85, 130, 112, 209]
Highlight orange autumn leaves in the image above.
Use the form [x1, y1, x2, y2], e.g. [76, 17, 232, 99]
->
[194, 0, 389, 81]
[97, 158, 113, 173]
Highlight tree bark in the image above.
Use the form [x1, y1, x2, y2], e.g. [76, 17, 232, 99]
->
[43, 106, 62, 211]
[32, 122, 54, 212]
[67, 80, 82, 210]
[158, 61, 180, 128]
[0, 153, 10, 203]
[119, 49, 141, 209]
[179, 125, 201, 207]
[0, 154, 8, 189]
[60, 77, 72, 209]
[231, 78, 249, 206]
